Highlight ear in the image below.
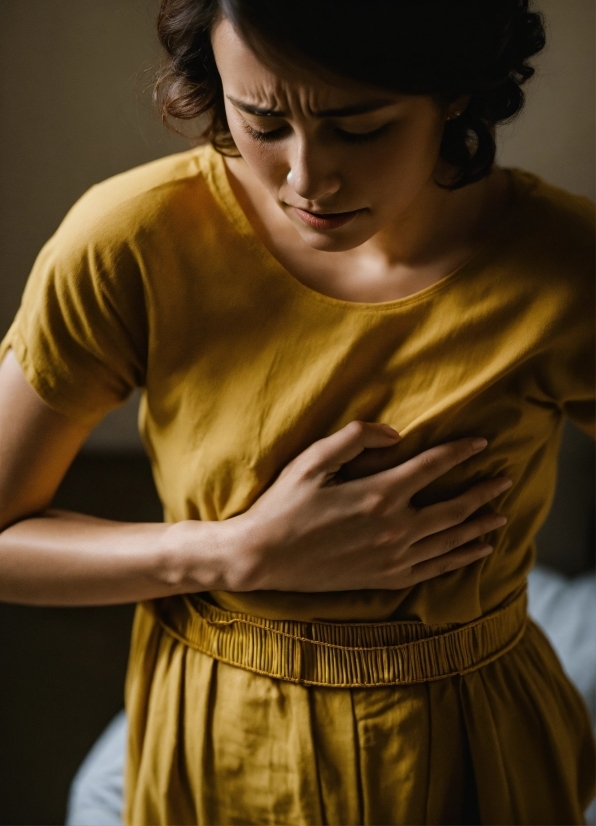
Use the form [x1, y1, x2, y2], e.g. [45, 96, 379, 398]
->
[446, 94, 472, 121]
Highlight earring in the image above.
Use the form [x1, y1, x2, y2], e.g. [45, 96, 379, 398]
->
[448, 110, 463, 121]
[287, 170, 294, 183]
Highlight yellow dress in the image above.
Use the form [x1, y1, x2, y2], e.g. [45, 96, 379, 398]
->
[1, 145, 594, 824]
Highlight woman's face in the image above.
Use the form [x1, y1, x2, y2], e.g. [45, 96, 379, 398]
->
[211, 17, 453, 252]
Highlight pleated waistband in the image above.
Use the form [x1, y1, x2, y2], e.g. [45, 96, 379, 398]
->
[150, 587, 527, 688]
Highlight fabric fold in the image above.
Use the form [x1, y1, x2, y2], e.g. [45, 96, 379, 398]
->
[124, 596, 595, 824]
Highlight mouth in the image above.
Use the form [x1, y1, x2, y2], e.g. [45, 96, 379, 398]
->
[291, 206, 362, 230]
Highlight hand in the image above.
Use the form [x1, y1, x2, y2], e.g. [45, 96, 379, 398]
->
[234, 421, 511, 592]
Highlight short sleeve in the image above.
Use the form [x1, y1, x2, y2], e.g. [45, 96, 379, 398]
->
[0, 186, 148, 425]
[561, 268, 595, 440]
[534, 186, 596, 439]
[553, 275, 595, 440]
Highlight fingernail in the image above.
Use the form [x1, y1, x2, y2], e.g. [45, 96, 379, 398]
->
[471, 437, 488, 451]
[477, 544, 493, 554]
[379, 424, 401, 439]
[493, 516, 508, 527]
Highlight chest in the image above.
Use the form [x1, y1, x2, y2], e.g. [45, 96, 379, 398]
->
[141, 287, 560, 521]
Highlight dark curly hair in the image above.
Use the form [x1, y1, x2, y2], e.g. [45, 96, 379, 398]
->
[155, 0, 545, 189]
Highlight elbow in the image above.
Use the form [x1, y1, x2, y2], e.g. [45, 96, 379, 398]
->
[0, 498, 53, 535]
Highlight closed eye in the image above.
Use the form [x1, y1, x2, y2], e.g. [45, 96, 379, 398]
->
[242, 123, 390, 144]
[242, 123, 287, 143]
[336, 124, 390, 143]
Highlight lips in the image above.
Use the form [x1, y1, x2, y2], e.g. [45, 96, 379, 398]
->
[292, 207, 362, 230]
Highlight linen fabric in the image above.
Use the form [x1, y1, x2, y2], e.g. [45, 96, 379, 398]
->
[1, 146, 593, 626]
[148, 584, 528, 688]
[2, 145, 595, 823]
[64, 567, 596, 826]
[123, 609, 593, 824]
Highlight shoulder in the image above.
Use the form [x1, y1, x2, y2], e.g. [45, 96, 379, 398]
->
[508, 169, 595, 280]
[22, 145, 226, 330]
[477, 171, 594, 361]
[51, 144, 221, 257]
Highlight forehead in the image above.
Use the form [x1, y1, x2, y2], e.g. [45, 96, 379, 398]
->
[211, 16, 401, 113]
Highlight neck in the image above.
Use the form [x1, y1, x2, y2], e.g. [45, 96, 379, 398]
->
[362, 169, 499, 270]
[224, 153, 513, 304]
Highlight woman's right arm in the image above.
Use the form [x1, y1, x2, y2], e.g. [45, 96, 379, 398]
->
[0, 349, 243, 606]
[0, 350, 510, 607]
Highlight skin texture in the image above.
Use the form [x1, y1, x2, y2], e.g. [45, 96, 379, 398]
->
[0, 17, 513, 606]
[213, 17, 513, 302]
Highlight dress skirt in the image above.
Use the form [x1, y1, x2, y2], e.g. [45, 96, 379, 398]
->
[123, 589, 595, 825]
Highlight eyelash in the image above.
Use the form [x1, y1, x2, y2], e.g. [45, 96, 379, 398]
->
[242, 123, 389, 144]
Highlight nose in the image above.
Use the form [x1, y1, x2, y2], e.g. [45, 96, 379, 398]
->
[285, 138, 341, 203]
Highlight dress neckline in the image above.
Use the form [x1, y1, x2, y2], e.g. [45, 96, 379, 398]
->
[199, 145, 536, 313]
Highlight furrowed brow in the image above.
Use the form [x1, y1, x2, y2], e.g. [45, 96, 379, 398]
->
[226, 96, 397, 118]
[313, 99, 397, 117]
[227, 97, 286, 117]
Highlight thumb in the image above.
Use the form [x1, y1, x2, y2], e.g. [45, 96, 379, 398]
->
[305, 420, 401, 478]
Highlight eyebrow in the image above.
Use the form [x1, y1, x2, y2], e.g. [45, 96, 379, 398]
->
[226, 95, 398, 118]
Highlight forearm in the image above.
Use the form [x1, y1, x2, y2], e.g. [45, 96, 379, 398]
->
[0, 508, 242, 606]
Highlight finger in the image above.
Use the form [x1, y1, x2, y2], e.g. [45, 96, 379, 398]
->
[410, 476, 512, 541]
[384, 437, 488, 498]
[406, 542, 493, 586]
[408, 512, 507, 566]
[298, 421, 401, 478]
[338, 440, 405, 482]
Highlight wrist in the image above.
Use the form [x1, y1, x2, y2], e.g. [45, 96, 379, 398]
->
[159, 513, 260, 594]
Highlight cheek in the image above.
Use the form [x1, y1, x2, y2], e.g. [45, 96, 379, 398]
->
[390, 120, 443, 173]
[227, 117, 285, 189]
[371, 121, 444, 196]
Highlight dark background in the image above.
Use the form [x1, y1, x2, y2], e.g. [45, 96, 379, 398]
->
[0, 1, 594, 823]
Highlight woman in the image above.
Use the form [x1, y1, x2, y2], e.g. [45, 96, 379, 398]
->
[0, 0, 594, 823]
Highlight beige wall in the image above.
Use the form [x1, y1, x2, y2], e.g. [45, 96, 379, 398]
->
[0, 0, 594, 450]
[498, 0, 595, 199]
